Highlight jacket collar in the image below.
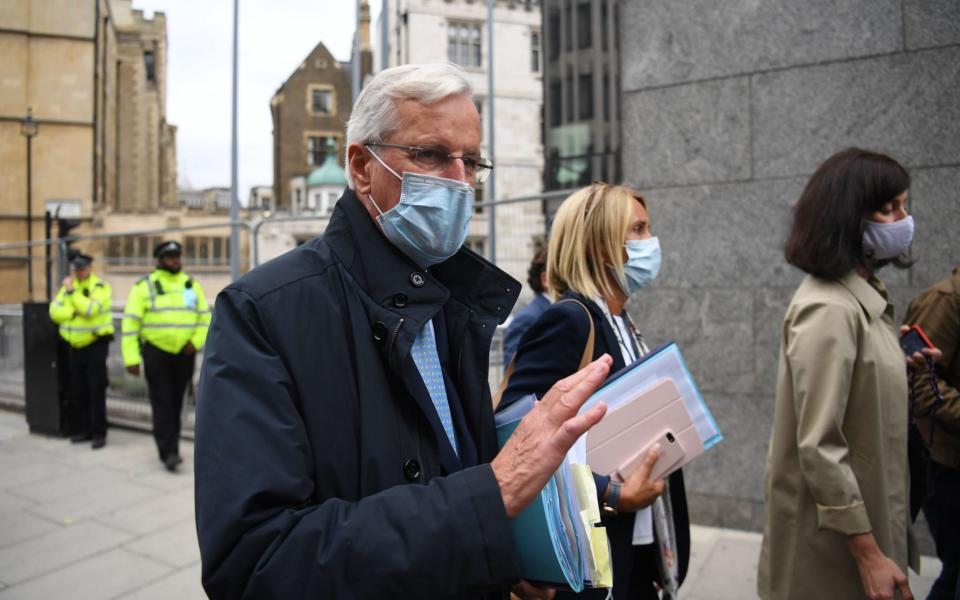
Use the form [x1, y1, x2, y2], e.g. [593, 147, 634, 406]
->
[838, 270, 891, 321]
[324, 188, 518, 320]
[76, 273, 102, 289]
[150, 268, 188, 282]
[559, 291, 628, 371]
[323, 188, 519, 473]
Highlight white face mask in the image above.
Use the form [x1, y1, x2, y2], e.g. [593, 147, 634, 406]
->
[862, 215, 915, 260]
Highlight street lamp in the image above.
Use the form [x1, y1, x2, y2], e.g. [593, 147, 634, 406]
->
[20, 108, 38, 300]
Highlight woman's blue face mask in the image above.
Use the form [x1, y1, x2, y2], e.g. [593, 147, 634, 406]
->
[613, 237, 662, 294]
[367, 148, 474, 268]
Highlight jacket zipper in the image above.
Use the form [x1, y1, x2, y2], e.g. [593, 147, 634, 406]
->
[386, 317, 405, 371]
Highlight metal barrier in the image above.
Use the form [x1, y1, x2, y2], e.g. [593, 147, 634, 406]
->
[0, 306, 197, 435]
[0, 188, 582, 429]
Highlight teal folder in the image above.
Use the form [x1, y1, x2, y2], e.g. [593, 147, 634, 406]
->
[495, 397, 584, 592]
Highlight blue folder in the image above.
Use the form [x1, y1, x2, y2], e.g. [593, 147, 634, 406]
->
[495, 396, 585, 592]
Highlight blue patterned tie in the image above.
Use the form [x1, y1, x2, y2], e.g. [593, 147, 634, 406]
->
[410, 320, 458, 456]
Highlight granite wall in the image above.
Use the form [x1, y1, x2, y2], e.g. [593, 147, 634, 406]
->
[618, 0, 960, 533]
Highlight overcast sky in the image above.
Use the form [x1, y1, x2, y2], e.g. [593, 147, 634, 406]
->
[133, 0, 383, 201]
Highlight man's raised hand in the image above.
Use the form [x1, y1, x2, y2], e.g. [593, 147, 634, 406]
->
[491, 355, 613, 518]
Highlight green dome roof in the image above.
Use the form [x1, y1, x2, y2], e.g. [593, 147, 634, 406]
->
[306, 154, 348, 187]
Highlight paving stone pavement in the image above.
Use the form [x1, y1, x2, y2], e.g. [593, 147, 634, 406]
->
[0, 409, 944, 599]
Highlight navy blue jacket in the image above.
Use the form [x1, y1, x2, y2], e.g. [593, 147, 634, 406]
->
[195, 189, 521, 599]
[500, 293, 690, 598]
[502, 293, 551, 367]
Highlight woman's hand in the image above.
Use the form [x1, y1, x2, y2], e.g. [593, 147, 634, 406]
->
[613, 447, 665, 513]
[899, 325, 942, 371]
[848, 532, 913, 600]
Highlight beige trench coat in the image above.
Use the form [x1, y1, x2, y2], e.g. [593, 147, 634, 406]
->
[758, 272, 918, 600]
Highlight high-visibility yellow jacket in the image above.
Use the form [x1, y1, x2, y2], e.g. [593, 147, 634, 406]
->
[121, 269, 211, 366]
[48, 273, 115, 348]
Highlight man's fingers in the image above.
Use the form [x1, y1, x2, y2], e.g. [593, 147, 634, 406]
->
[551, 402, 606, 452]
[543, 355, 611, 419]
[543, 355, 612, 402]
[896, 575, 913, 600]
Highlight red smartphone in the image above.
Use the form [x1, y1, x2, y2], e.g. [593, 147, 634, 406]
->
[900, 324, 935, 356]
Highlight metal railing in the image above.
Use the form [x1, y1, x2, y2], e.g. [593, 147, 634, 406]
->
[0, 307, 197, 434]
[0, 188, 587, 427]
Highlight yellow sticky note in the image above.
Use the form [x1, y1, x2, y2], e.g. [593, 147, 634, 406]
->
[571, 463, 613, 588]
[589, 527, 613, 588]
[570, 463, 601, 524]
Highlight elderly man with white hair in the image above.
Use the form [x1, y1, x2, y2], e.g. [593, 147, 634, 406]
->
[195, 63, 613, 599]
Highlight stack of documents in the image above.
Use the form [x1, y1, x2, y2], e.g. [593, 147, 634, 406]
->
[496, 341, 722, 591]
[496, 396, 611, 592]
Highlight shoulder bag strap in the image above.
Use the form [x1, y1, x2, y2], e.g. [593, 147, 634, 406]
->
[492, 298, 596, 410]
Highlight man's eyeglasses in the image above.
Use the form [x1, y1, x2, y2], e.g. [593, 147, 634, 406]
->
[365, 142, 494, 184]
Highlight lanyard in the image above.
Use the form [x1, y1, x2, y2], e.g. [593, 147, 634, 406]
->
[596, 297, 647, 362]
[909, 357, 946, 449]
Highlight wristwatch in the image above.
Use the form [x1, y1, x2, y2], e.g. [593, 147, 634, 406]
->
[602, 481, 621, 516]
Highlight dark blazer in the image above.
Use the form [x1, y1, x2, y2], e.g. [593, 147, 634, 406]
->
[195, 189, 521, 599]
[502, 293, 551, 367]
[501, 292, 690, 598]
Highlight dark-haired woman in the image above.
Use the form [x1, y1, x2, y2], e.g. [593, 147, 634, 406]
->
[758, 148, 938, 600]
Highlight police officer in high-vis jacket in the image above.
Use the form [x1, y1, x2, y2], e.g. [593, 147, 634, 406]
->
[122, 241, 210, 471]
[49, 254, 114, 449]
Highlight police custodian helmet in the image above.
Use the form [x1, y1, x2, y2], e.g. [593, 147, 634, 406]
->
[154, 240, 183, 258]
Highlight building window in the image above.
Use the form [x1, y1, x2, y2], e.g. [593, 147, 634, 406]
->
[548, 9, 561, 61]
[549, 79, 562, 127]
[466, 237, 486, 256]
[531, 31, 541, 72]
[577, 2, 592, 49]
[185, 236, 229, 266]
[448, 22, 482, 68]
[578, 73, 594, 120]
[603, 67, 610, 122]
[601, 0, 609, 52]
[564, 1, 573, 52]
[310, 87, 334, 115]
[144, 50, 156, 84]
[565, 66, 574, 123]
[474, 182, 485, 214]
[307, 136, 338, 166]
[106, 235, 161, 265]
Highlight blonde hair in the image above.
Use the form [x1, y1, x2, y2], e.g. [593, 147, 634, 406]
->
[546, 183, 646, 301]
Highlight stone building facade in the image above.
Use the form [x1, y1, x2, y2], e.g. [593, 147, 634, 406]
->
[96, 186, 251, 302]
[615, 0, 960, 534]
[0, 0, 177, 304]
[540, 0, 620, 217]
[375, 0, 547, 301]
[270, 43, 353, 213]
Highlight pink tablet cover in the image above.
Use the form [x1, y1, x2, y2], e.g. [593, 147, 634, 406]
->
[586, 378, 705, 481]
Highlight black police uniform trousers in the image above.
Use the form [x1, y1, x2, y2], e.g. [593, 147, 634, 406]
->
[142, 342, 194, 460]
[924, 460, 960, 600]
[69, 337, 110, 440]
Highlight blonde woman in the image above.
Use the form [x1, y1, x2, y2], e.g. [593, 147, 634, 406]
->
[500, 183, 690, 599]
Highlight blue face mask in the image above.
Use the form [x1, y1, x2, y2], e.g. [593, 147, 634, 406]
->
[615, 237, 662, 294]
[367, 151, 474, 268]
